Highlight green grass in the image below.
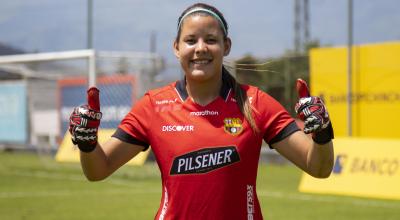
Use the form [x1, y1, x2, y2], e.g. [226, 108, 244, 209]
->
[1, 151, 399, 220]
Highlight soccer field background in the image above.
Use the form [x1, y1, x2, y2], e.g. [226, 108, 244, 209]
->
[0, 152, 399, 220]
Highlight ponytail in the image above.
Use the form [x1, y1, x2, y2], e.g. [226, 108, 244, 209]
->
[223, 67, 259, 133]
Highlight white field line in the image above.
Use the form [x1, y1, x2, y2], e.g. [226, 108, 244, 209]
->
[258, 190, 400, 209]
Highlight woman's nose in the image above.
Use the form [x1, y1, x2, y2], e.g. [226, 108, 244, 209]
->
[195, 39, 208, 53]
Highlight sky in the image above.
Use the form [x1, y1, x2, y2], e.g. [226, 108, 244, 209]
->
[0, 0, 400, 63]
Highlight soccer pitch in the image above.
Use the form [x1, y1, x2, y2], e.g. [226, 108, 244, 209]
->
[0, 152, 399, 220]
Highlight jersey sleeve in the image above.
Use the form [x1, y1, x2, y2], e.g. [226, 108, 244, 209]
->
[254, 89, 299, 146]
[112, 93, 153, 151]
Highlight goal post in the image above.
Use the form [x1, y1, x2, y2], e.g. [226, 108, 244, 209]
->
[0, 49, 96, 86]
[0, 49, 163, 155]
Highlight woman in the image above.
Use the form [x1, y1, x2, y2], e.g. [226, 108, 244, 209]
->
[69, 3, 334, 219]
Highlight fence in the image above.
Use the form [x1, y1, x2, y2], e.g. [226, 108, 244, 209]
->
[0, 50, 165, 152]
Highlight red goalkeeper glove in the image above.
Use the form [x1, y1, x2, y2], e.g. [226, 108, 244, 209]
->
[69, 87, 102, 152]
[294, 79, 334, 144]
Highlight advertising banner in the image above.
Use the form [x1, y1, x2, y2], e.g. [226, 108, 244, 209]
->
[0, 81, 27, 143]
[310, 42, 400, 138]
[299, 138, 400, 200]
[58, 75, 137, 135]
[55, 129, 150, 166]
[56, 74, 150, 165]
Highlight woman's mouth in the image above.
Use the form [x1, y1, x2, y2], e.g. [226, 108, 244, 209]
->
[191, 59, 211, 65]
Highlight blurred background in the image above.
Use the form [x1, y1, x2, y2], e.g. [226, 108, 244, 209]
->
[0, 0, 399, 219]
[1, 0, 399, 151]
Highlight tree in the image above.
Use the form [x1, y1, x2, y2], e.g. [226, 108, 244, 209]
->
[233, 40, 320, 115]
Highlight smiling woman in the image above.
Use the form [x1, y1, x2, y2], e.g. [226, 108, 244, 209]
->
[68, 2, 335, 220]
[174, 9, 231, 103]
[174, 14, 229, 84]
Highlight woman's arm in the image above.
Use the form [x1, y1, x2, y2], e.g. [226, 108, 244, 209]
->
[272, 131, 334, 178]
[272, 78, 334, 178]
[80, 137, 145, 181]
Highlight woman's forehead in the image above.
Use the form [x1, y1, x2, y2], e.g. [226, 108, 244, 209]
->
[180, 15, 223, 34]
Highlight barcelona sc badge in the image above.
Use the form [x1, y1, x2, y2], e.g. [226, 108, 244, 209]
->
[223, 118, 243, 136]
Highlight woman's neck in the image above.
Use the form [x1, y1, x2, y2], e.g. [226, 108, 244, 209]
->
[185, 75, 222, 106]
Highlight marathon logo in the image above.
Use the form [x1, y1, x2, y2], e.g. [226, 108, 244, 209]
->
[154, 99, 182, 112]
[170, 146, 240, 175]
[189, 110, 219, 116]
[155, 98, 178, 105]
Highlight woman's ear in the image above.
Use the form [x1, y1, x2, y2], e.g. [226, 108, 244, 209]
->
[224, 37, 232, 56]
[173, 41, 180, 59]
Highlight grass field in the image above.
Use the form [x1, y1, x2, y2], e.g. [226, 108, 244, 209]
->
[1, 151, 399, 220]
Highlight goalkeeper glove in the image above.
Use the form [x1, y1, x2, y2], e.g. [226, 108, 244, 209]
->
[295, 79, 334, 144]
[69, 87, 102, 152]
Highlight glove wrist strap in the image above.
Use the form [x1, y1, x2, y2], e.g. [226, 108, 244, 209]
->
[77, 142, 98, 153]
[312, 122, 334, 145]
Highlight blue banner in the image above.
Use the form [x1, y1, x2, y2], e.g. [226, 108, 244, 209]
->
[59, 77, 134, 135]
[0, 82, 27, 143]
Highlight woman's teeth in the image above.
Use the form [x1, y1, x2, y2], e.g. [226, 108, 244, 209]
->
[193, 60, 210, 64]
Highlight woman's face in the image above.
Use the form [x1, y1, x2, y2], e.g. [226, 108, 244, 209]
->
[174, 14, 231, 82]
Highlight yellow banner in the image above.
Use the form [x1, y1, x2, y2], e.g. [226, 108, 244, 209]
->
[55, 129, 150, 166]
[299, 138, 400, 200]
[310, 41, 400, 138]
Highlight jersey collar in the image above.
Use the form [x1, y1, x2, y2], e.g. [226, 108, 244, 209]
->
[175, 68, 232, 102]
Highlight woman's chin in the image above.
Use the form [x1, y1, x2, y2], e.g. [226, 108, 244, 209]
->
[188, 70, 210, 80]
[185, 66, 220, 82]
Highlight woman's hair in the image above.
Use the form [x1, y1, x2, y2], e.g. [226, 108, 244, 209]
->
[176, 3, 228, 42]
[176, 3, 259, 133]
[223, 67, 259, 133]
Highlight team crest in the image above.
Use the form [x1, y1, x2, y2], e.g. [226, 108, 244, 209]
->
[223, 118, 243, 136]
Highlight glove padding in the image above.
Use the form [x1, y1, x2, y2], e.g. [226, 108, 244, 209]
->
[69, 105, 102, 152]
[295, 96, 330, 133]
[295, 79, 333, 144]
[69, 87, 102, 152]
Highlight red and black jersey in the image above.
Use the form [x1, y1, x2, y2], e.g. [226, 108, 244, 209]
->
[113, 70, 299, 220]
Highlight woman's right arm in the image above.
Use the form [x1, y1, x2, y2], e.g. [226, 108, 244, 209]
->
[80, 137, 145, 181]
[71, 87, 150, 181]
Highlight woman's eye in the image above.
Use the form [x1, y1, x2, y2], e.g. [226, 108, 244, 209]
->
[185, 39, 196, 44]
[206, 39, 217, 44]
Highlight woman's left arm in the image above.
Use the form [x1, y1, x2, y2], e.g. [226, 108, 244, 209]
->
[271, 79, 334, 178]
[272, 131, 334, 178]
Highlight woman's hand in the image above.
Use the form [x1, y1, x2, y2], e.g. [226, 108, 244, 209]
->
[69, 87, 102, 152]
[295, 79, 334, 144]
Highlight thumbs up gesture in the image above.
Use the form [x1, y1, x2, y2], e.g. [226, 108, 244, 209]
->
[294, 79, 334, 144]
[69, 87, 102, 152]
